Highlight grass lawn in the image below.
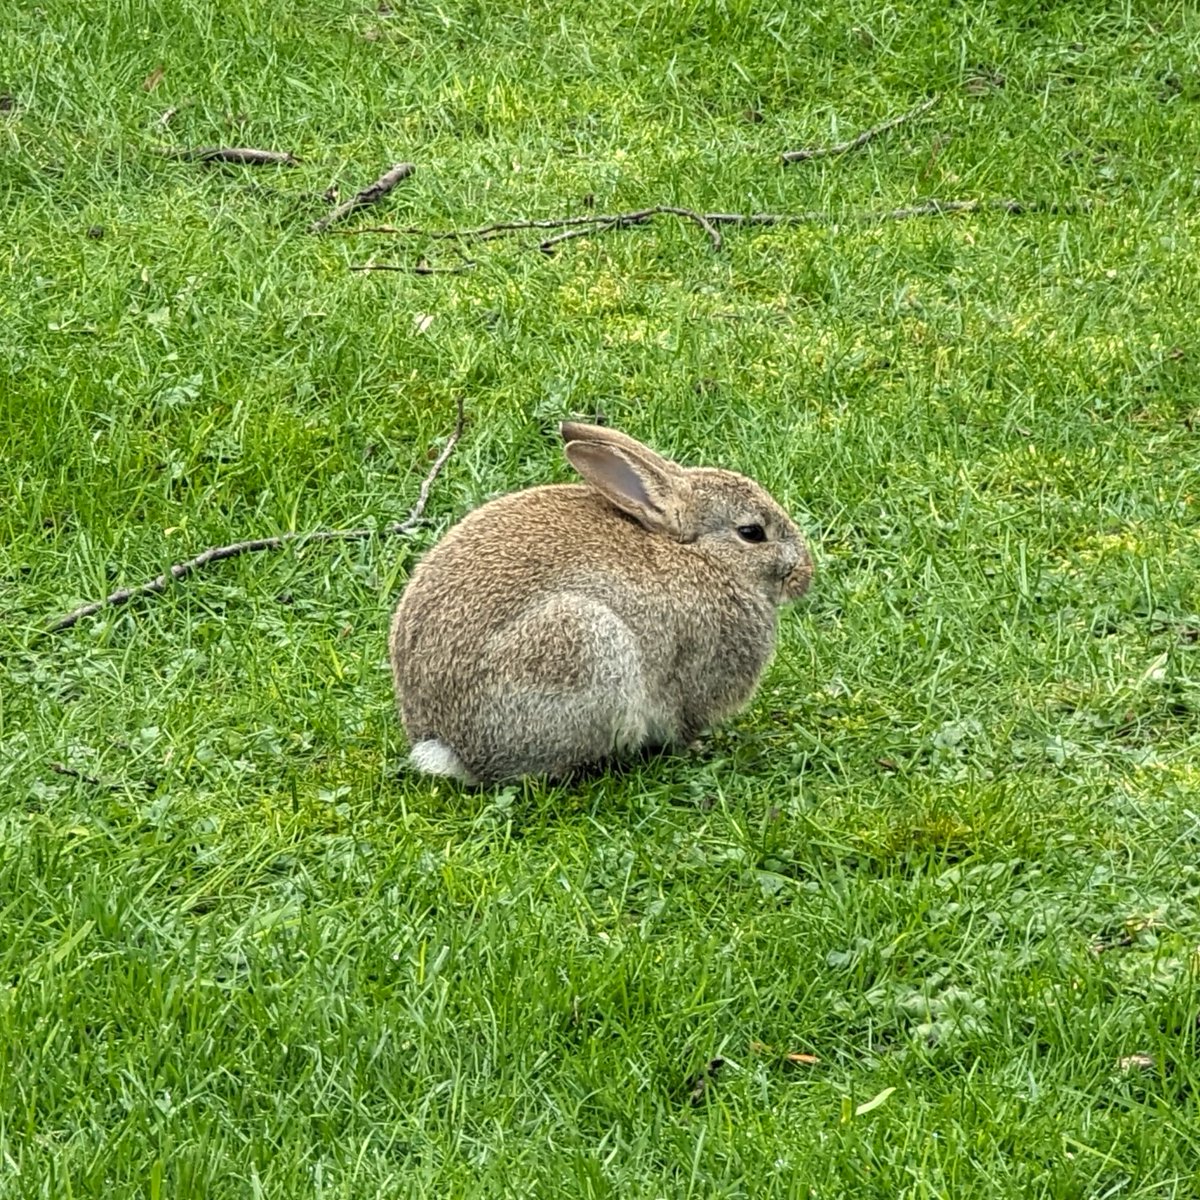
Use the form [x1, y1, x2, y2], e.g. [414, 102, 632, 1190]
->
[4, 0, 1200, 1195]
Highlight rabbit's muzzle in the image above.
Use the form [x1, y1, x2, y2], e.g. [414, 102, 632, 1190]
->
[780, 545, 814, 603]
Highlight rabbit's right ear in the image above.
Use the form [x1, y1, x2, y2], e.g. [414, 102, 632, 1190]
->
[563, 433, 686, 534]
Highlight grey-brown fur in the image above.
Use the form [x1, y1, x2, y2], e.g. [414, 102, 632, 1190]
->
[389, 422, 812, 784]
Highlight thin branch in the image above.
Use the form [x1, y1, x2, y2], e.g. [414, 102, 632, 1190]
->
[342, 206, 721, 254]
[343, 208, 722, 246]
[49, 761, 105, 786]
[310, 162, 415, 234]
[350, 260, 477, 274]
[707, 198, 1048, 225]
[153, 146, 300, 166]
[49, 761, 155, 792]
[703, 210, 832, 225]
[782, 94, 939, 164]
[866, 198, 995, 220]
[532, 198, 1060, 247]
[539, 217, 625, 251]
[46, 398, 465, 633]
[337, 214, 616, 239]
[535, 206, 721, 251]
[393, 397, 464, 534]
[342, 196, 1078, 256]
[653, 206, 722, 249]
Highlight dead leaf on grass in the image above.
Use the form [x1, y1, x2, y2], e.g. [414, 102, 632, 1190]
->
[750, 1041, 821, 1065]
[1117, 1054, 1155, 1072]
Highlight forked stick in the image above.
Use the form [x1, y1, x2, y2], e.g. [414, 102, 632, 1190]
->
[46, 398, 465, 632]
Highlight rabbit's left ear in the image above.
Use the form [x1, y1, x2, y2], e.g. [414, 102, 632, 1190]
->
[560, 422, 681, 471]
[563, 429, 686, 535]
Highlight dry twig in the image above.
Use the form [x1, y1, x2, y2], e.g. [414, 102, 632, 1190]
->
[694, 198, 1039, 226]
[340, 215, 615, 240]
[783, 94, 939, 164]
[343, 197, 1072, 259]
[540, 205, 722, 251]
[345, 206, 722, 249]
[351, 260, 477, 275]
[49, 761, 155, 792]
[153, 146, 300, 166]
[310, 162, 415, 234]
[49, 761, 106, 786]
[536, 217, 624, 250]
[46, 398, 465, 633]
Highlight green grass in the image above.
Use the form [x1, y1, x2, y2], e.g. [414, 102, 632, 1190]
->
[3, 0, 1200, 1195]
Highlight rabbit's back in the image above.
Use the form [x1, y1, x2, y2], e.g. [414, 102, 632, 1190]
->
[390, 483, 657, 669]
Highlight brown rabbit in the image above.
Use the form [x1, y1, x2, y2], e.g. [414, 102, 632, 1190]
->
[389, 422, 812, 784]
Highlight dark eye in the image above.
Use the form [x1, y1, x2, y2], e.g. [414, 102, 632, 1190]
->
[736, 524, 767, 543]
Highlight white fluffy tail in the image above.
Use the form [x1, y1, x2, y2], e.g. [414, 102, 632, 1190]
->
[409, 739, 475, 784]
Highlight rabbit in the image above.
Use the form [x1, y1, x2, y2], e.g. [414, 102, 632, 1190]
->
[388, 421, 812, 785]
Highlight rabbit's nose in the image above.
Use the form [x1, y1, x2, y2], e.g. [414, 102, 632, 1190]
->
[782, 553, 813, 600]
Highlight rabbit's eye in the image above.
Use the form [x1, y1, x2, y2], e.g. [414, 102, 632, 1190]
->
[737, 524, 767, 543]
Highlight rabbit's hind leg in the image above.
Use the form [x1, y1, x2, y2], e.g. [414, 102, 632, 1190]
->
[465, 594, 658, 781]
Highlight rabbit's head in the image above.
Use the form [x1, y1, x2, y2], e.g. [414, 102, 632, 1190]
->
[561, 422, 812, 606]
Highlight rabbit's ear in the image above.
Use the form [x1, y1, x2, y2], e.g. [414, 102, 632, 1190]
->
[563, 436, 685, 532]
[560, 423, 682, 475]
